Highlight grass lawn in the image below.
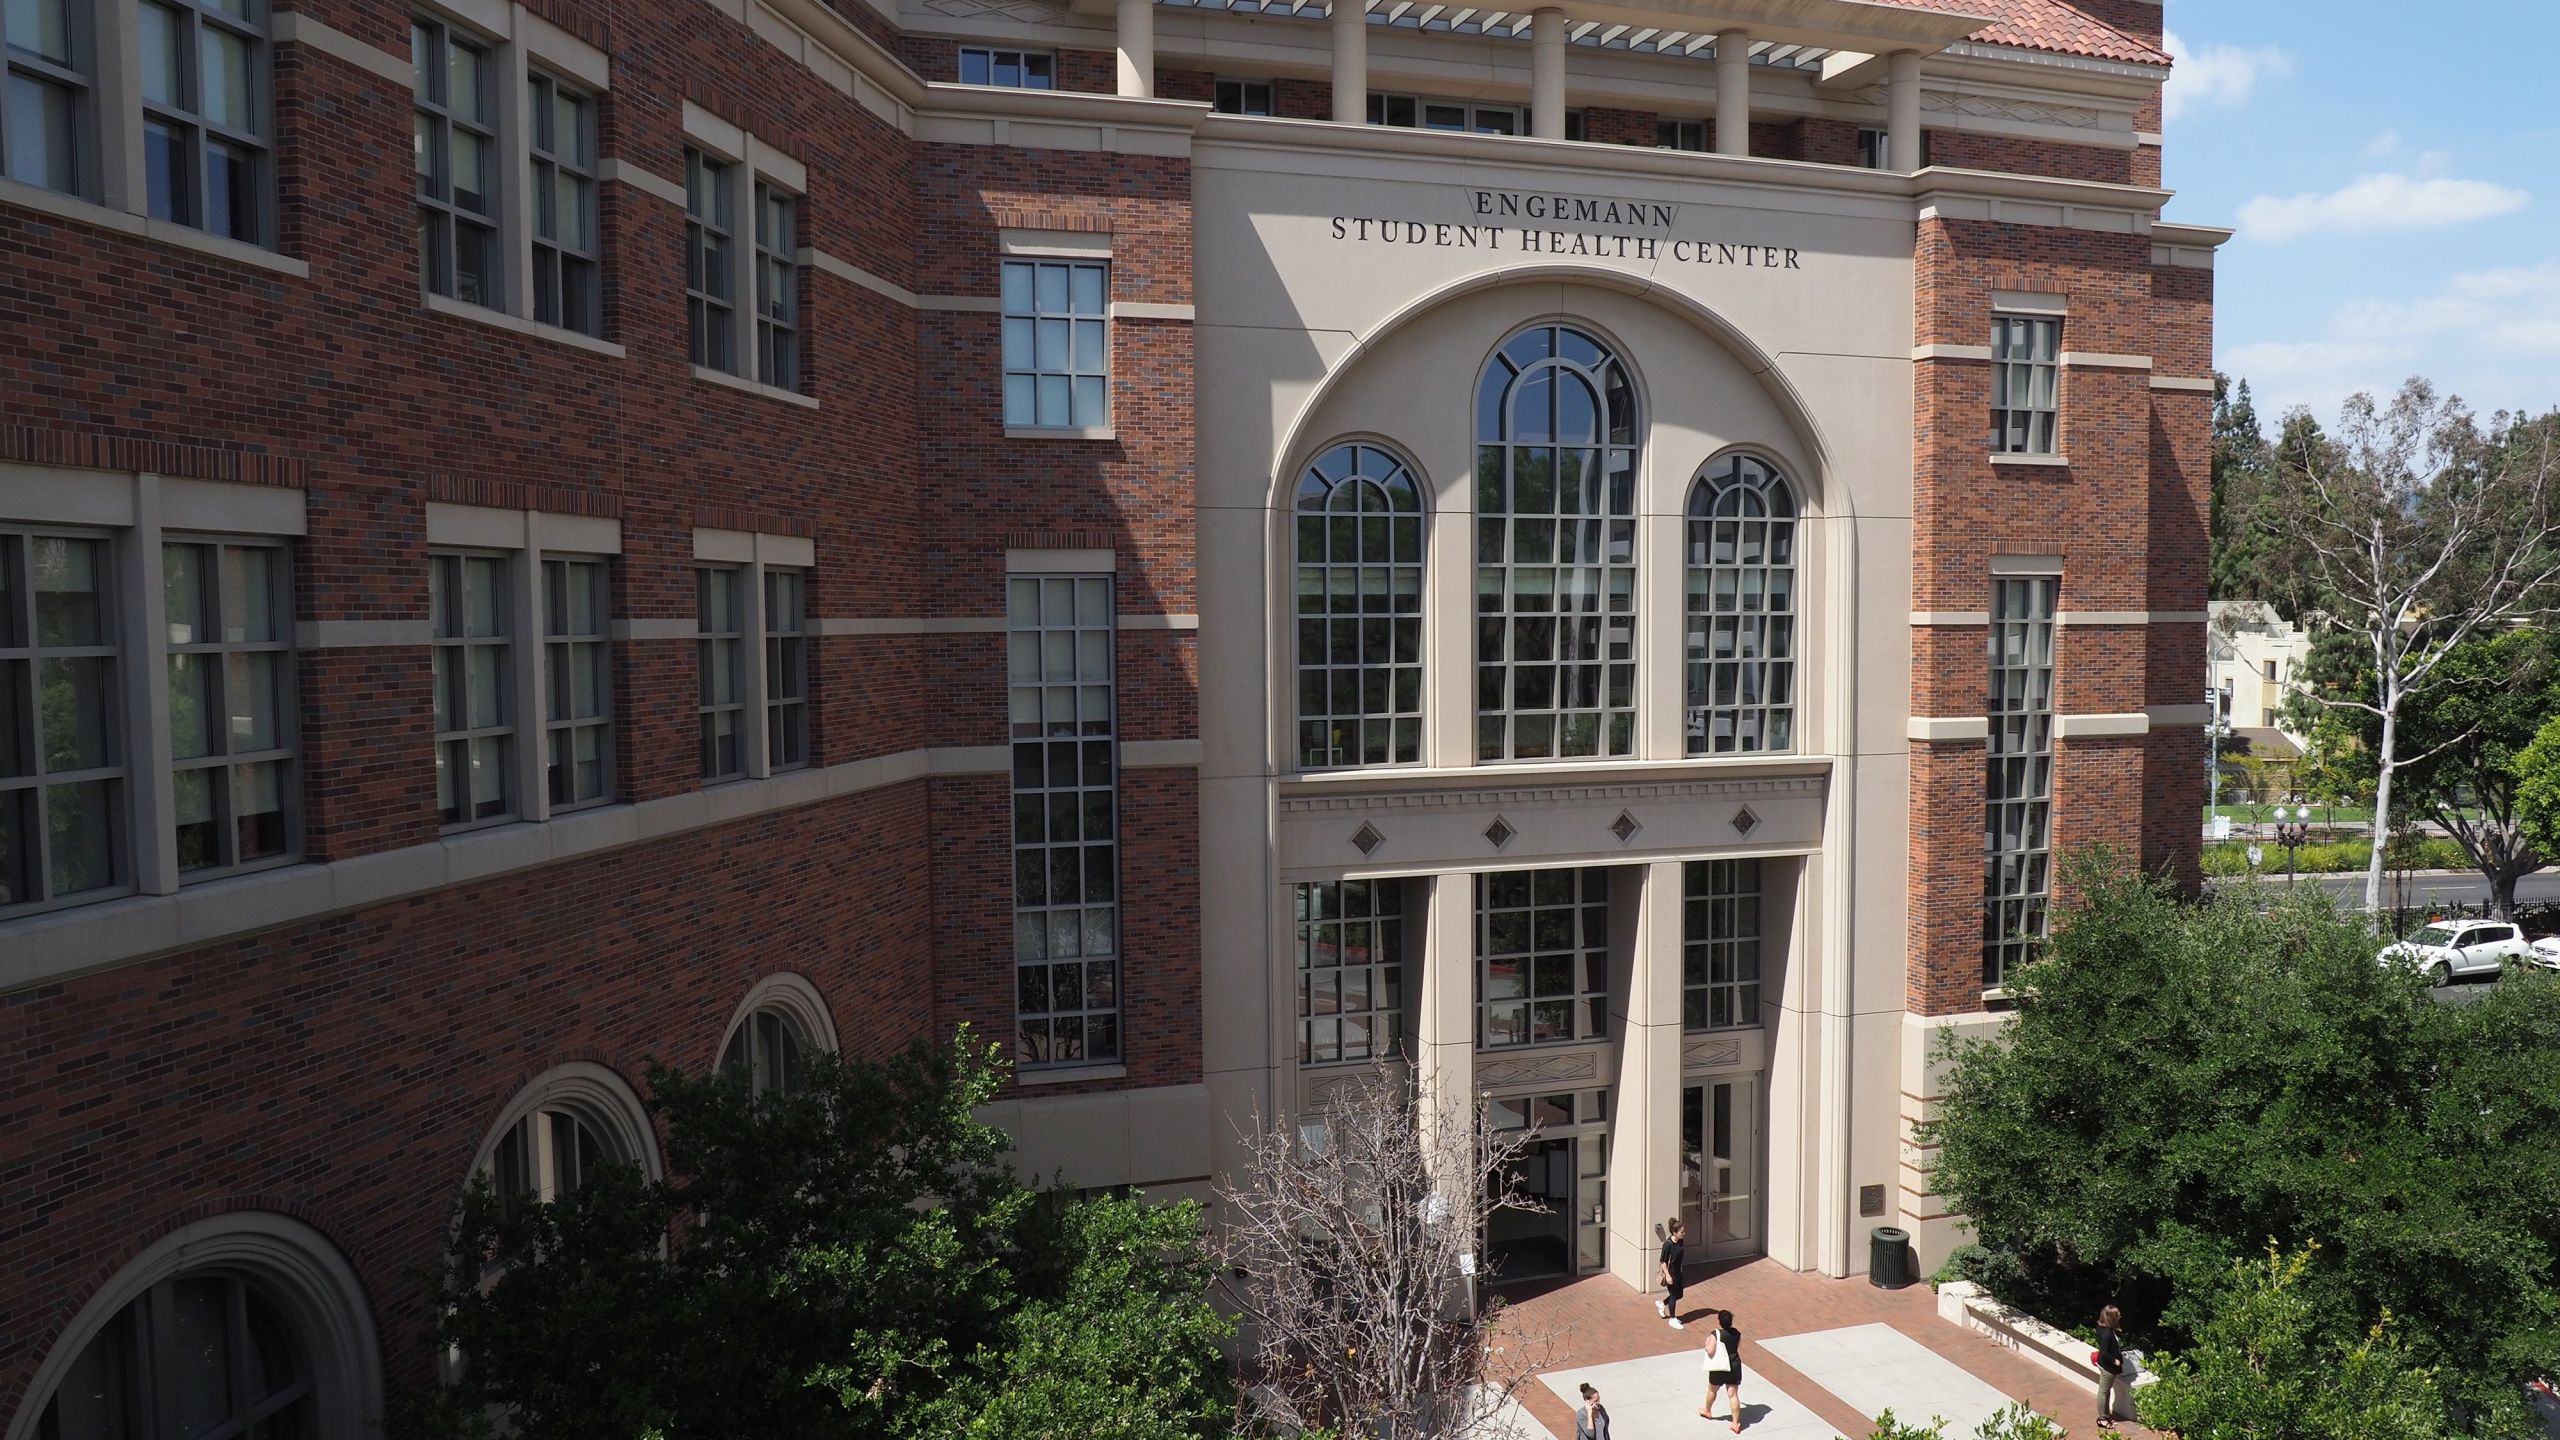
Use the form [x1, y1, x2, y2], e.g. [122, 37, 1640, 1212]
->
[2205, 802, 2374, 825]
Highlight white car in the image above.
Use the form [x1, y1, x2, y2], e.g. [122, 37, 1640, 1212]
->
[2524, 936, 2560, 972]
[2378, 920, 2532, 983]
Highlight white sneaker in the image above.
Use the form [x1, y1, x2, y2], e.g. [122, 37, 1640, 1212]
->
[1669, 1317, 1685, 1329]
[1656, 1300, 1669, 1318]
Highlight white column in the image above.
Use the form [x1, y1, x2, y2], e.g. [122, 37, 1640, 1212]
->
[1714, 30, 1750, 156]
[1605, 861, 1684, 1291]
[1887, 50, 1923, 171]
[1331, 0, 1369, 125]
[1115, 0, 1156, 99]
[128, 474, 176, 896]
[1530, 8, 1567, 140]
[1416, 873, 1476, 1120]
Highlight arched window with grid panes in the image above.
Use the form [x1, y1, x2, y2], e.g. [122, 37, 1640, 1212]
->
[1293, 442, 1424, 769]
[1683, 454, 1799, 755]
[1473, 324, 1638, 761]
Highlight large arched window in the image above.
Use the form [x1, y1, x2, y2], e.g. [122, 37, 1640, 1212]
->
[1293, 442, 1424, 769]
[719, 972, 839, 1098]
[472, 1063, 659, 1206]
[1683, 454, 1799, 754]
[17, 1214, 380, 1440]
[1474, 324, 1638, 761]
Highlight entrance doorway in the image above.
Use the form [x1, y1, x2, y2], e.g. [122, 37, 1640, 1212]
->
[1487, 1137, 1580, 1280]
[1679, 1077, 1762, 1260]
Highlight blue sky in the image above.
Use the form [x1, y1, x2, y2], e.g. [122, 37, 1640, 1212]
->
[2157, 0, 2560, 428]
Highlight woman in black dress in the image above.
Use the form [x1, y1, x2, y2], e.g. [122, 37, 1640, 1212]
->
[2095, 1304, 2129, 1429]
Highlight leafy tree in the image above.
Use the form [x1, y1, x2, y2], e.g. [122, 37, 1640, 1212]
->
[2512, 711, 2560, 867]
[1918, 857, 2560, 1421]
[2253, 383, 2560, 911]
[2210, 376, 2306, 612]
[409, 1030, 1235, 1440]
[2137, 1244, 2454, 1440]
[2288, 627, 2560, 917]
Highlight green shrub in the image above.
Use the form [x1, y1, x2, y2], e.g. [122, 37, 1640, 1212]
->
[2201, 837, 2470, 876]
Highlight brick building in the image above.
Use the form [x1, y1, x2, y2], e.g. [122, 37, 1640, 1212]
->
[0, 0, 2219, 1425]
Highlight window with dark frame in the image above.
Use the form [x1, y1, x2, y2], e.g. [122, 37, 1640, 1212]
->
[0, 531, 125, 915]
[412, 16, 500, 306]
[1683, 454, 1798, 755]
[695, 565, 744, 781]
[1368, 93, 1521, 134]
[164, 538, 295, 878]
[722, 1008, 809, 1096]
[529, 70, 599, 335]
[138, 0, 267, 241]
[429, 550, 515, 828]
[1990, 314, 2062, 455]
[1000, 257, 1108, 429]
[1857, 126, 1888, 170]
[30, 1275, 316, 1437]
[762, 566, 807, 769]
[958, 45, 1052, 88]
[1682, 858, 1762, 1031]
[1295, 877, 1404, 1064]
[1212, 77, 1272, 115]
[753, 181, 799, 390]
[1657, 118, 1706, 152]
[1292, 441, 1424, 769]
[1, 0, 89, 196]
[1476, 867, 1608, 1049]
[1984, 573, 2057, 988]
[685, 147, 737, 373]
[1008, 574, 1120, 1068]
[541, 556, 611, 808]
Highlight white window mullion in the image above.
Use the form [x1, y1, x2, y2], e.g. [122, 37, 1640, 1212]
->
[93, 0, 144, 212]
[129, 474, 177, 896]
[499, 35, 534, 320]
[725, 163, 756, 383]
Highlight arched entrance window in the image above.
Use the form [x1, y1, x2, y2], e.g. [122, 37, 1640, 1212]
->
[1292, 442, 1425, 769]
[14, 1214, 380, 1440]
[1683, 454, 1799, 754]
[719, 972, 839, 1098]
[471, 1063, 659, 1206]
[1473, 324, 1638, 760]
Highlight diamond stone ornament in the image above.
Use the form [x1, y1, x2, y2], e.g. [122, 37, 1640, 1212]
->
[1351, 822, 1385, 857]
[1731, 806, 1760, 837]
[1484, 816, 1517, 848]
[1611, 811, 1642, 843]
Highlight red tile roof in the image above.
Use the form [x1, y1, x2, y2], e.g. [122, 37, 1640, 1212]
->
[1869, 0, 2169, 66]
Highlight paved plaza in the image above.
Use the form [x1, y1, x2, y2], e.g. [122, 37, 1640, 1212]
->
[1495, 1260, 2163, 1440]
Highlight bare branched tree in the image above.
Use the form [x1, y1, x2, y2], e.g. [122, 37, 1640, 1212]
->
[2266, 381, 2560, 912]
[1218, 1064, 1567, 1440]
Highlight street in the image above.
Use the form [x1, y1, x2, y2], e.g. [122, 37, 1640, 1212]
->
[2212, 868, 2560, 912]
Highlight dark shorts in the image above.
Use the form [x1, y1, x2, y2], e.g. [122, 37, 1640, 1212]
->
[1711, 1370, 1739, 1386]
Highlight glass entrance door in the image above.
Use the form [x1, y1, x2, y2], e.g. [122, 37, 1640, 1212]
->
[1680, 1077, 1762, 1261]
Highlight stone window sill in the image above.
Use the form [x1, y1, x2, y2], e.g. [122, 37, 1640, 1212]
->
[693, 364, 819, 409]
[1014, 1062, 1128, 1087]
[1989, 452, 2069, 468]
[426, 293, 626, 358]
[1005, 425, 1116, 441]
[0, 174, 309, 277]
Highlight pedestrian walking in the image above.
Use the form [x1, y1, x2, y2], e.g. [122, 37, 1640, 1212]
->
[2094, 1304, 2130, 1429]
[1697, 1309, 1745, 1433]
[1575, 1382, 1611, 1440]
[1657, 1216, 1689, 1328]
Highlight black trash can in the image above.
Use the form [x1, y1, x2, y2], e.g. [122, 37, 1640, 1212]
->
[1868, 1226, 1914, 1290]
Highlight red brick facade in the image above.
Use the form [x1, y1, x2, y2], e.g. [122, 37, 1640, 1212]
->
[0, 0, 2204, 1421]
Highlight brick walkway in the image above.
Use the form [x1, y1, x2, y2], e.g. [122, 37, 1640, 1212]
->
[1489, 1259, 2164, 1440]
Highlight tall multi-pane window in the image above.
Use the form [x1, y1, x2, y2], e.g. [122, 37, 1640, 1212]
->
[138, 0, 266, 241]
[1295, 878, 1404, 1065]
[2, 0, 86, 195]
[541, 557, 609, 808]
[1990, 314, 2061, 455]
[1000, 258, 1107, 429]
[762, 566, 807, 769]
[528, 71, 598, 335]
[1476, 868, 1608, 1049]
[1213, 78, 1271, 115]
[695, 566, 744, 780]
[32, 1276, 317, 1438]
[489, 1107, 610, 1203]
[1008, 574, 1118, 1068]
[685, 148, 736, 373]
[1684, 454, 1798, 755]
[412, 16, 499, 305]
[1293, 442, 1423, 769]
[1984, 574, 2057, 987]
[1474, 323, 1638, 761]
[753, 182, 799, 390]
[1682, 859, 1761, 1031]
[722, 1008, 809, 1096]
[430, 550, 514, 828]
[165, 539, 293, 877]
[958, 45, 1052, 88]
[0, 532, 124, 914]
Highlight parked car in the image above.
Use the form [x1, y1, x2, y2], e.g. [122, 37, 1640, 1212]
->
[2377, 920, 2532, 983]
[2523, 935, 2560, 971]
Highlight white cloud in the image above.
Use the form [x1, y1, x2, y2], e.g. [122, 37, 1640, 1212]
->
[2237, 173, 2530, 244]
[2162, 29, 2292, 124]
[2223, 260, 2560, 420]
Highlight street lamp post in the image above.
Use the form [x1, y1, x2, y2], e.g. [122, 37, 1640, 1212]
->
[2272, 801, 2311, 884]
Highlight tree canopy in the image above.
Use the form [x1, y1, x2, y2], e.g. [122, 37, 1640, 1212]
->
[1920, 859, 2560, 1427]
[407, 1030, 1234, 1440]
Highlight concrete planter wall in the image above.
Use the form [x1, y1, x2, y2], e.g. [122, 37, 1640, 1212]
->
[1934, 1281, 2156, 1395]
